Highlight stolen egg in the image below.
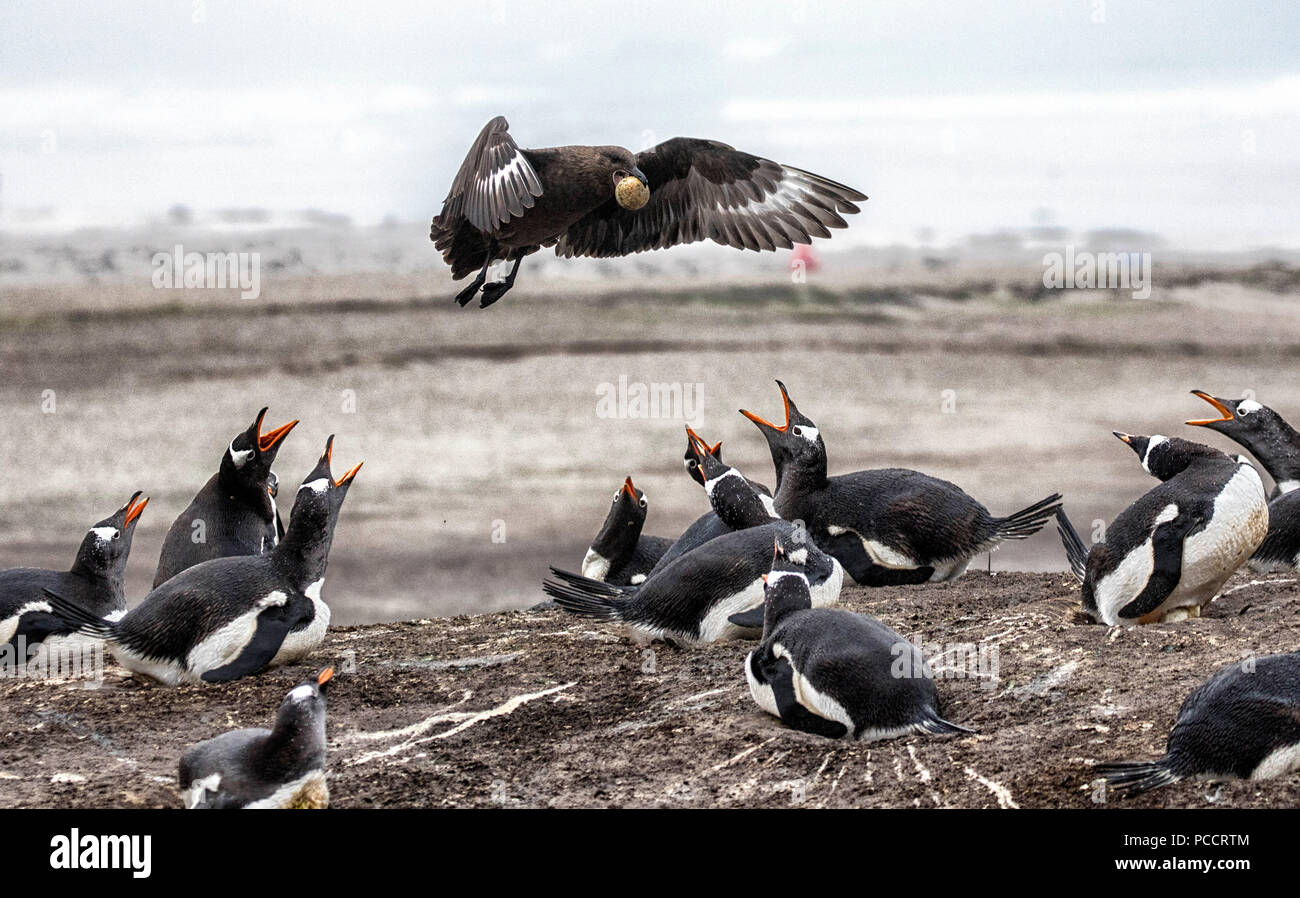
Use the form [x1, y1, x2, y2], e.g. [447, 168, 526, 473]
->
[615, 176, 650, 211]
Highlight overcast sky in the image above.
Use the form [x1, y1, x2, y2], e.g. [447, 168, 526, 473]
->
[1, 0, 1298, 247]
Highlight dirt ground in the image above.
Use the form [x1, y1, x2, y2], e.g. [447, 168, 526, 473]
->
[2, 569, 1297, 809]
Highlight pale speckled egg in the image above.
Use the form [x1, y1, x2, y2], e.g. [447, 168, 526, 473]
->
[615, 176, 650, 211]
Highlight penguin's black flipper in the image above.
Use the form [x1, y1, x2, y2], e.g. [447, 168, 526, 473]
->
[1055, 507, 1089, 582]
[7, 611, 74, 652]
[40, 589, 116, 639]
[853, 562, 935, 587]
[727, 607, 766, 629]
[1117, 510, 1206, 621]
[200, 612, 297, 683]
[766, 657, 849, 739]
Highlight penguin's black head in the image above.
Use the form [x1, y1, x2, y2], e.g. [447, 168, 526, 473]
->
[739, 381, 824, 477]
[74, 491, 148, 578]
[1113, 431, 1227, 481]
[1186, 390, 1296, 469]
[683, 426, 724, 487]
[273, 667, 333, 748]
[292, 435, 363, 514]
[220, 407, 299, 502]
[590, 477, 648, 560]
[761, 538, 813, 627]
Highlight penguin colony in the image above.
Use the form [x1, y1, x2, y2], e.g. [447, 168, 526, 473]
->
[5, 384, 1300, 805]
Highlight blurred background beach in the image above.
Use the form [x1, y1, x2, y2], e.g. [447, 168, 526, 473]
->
[2, 1, 1298, 623]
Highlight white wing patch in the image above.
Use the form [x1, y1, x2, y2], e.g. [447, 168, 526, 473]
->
[185, 773, 222, 809]
[1251, 740, 1300, 780]
[184, 590, 288, 679]
[744, 651, 779, 717]
[580, 549, 611, 581]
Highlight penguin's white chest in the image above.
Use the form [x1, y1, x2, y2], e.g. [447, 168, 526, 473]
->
[1177, 466, 1269, 593]
[696, 577, 766, 643]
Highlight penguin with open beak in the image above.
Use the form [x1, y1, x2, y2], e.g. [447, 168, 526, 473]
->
[740, 380, 1061, 586]
[0, 492, 147, 655]
[580, 477, 673, 586]
[44, 437, 362, 685]
[180, 667, 334, 808]
[153, 407, 298, 588]
[1186, 390, 1300, 572]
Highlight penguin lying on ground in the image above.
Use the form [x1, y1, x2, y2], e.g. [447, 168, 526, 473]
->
[154, 407, 298, 588]
[543, 515, 843, 646]
[44, 437, 361, 685]
[180, 667, 334, 808]
[1186, 390, 1300, 571]
[745, 538, 973, 741]
[1094, 652, 1300, 795]
[0, 492, 147, 655]
[645, 429, 773, 575]
[580, 477, 673, 585]
[1056, 432, 1268, 624]
[740, 381, 1062, 585]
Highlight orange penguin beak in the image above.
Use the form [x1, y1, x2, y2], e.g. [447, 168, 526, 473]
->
[124, 493, 149, 527]
[334, 462, 364, 487]
[1113, 431, 1134, 444]
[317, 667, 334, 686]
[621, 476, 637, 498]
[1186, 390, 1234, 426]
[740, 381, 793, 432]
[258, 418, 299, 452]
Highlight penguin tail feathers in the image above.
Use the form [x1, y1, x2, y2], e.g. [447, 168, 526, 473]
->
[542, 571, 627, 621]
[40, 588, 117, 639]
[546, 566, 635, 597]
[1093, 758, 1182, 795]
[991, 493, 1063, 542]
[1054, 507, 1089, 583]
[920, 714, 975, 737]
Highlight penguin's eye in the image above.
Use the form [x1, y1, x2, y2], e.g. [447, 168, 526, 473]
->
[687, 459, 698, 469]
[792, 426, 803, 437]
[639, 498, 647, 508]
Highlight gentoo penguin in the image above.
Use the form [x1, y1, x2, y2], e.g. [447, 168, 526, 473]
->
[153, 407, 298, 588]
[740, 381, 1062, 585]
[647, 429, 774, 576]
[685, 427, 780, 530]
[44, 437, 361, 685]
[543, 520, 843, 646]
[180, 667, 334, 809]
[0, 496, 148, 657]
[1055, 432, 1268, 624]
[580, 477, 673, 586]
[1186, 390, 1300, 571]
[431, 116, 866, 308]
[1095, 652, 1300, 795]
[0, 492, 147, 655]
[745, 539, 972, 741]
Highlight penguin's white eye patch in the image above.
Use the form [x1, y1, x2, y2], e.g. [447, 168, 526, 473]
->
[229, 441, 255, 468]
[90, 527, 119, 542]
[1237, 399, 1262, 415]
[288, 684, 315, 703]
[299, 478, 330, 494]
[793, 425, 819, 443]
